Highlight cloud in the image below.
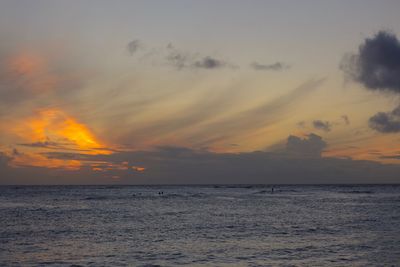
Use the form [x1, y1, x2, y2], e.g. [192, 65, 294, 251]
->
[0, 52, 55, 108]
[341, 31, 400, 93]
[0, 152, 11, 166]
[341, 115, 350, 125]
[341, 31, 400, 133]
[369, 105, 400, 133]
[165, 43, 232, 70]
[0, 44, 87, 120]
[185, 79, 326, 143]
[250, 62, 290, 71]
[124, 78, 323, 149]
[116, 79, 325, 149]
[18, 140, 63, 148]
[127, 39, 142, 55]
[165, 46, 190, 69]
[12, 148, 21, 156]
[127, 41, 293, 71]
[380, 154, 400, 160]
[193, 56, 227, 69]
[286, 133, 327, 157]
[312, 120, 331, 132]
[4, 132, 400, 184]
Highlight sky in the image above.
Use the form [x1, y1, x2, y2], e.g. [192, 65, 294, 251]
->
[1, 0, 400, 184]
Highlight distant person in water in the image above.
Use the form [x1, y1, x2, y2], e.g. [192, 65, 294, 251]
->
[271, 187, 274, 194]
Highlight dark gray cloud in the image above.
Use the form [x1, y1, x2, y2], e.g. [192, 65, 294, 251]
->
[286, 133, 327, 157]
[341, 31, 400, 93]
[127, 39, 142, 55]
[193, 56, 227, 69]
[341, 31, 400, 133]
[165, 43, 231, 70]
[250, 62, 289, 71]
[369, 105, 400, 133]
[313, 120, 331, 132]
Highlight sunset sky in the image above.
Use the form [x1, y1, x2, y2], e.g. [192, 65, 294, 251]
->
[1, 0, 400, 184]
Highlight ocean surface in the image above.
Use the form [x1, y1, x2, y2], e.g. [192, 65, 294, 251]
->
[0, 185, 399, 266]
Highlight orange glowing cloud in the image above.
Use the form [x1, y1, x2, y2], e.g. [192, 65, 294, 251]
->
[13, 108, 108, 154]
[7, 107, 112, 169]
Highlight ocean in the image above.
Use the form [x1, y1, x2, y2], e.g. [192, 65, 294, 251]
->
[0, 185, 399, 266]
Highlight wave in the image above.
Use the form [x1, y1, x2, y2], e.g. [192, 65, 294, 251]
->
[82, 192, 206, 201]
[339, 190, 374, 194]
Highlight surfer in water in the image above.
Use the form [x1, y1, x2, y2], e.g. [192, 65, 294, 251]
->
[271, 187, 274, 194]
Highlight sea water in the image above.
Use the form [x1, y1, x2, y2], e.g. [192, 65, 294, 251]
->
[1, 185, 399, 266]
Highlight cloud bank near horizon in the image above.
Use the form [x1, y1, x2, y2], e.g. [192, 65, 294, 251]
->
[1, 133, 400, 185]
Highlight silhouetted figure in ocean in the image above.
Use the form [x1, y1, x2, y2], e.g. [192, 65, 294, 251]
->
[271, 187, 274, 194]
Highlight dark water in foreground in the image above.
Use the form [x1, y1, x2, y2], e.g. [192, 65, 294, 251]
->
[0, 185, 399, 267]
